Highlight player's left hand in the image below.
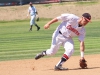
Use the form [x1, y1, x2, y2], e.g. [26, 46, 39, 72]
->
[36, 15, 39, 22]
[79, 59, 87, 69]
[36, 17, 39, 21]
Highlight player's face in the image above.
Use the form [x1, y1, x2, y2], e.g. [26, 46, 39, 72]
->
[30, 4, 33, 6]
[81, 17, 89, 26]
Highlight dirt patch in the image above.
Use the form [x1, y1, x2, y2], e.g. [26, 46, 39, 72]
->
[0, 2, 100, 21]
[0, 54, 100, 75]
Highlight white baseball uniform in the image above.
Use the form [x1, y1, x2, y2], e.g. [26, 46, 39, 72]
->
[46, 13, 86, 58]
[28, 6, 37, 25]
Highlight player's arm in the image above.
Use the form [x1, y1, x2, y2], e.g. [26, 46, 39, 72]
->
[34, 6, 38, 15]
[28, 11, 30, 15]
[79, 41, 85, 60]
[44, 18, 58, 29]
[27, 8, 30, 16]
[27, 12, 30, 17]
[79, 41, 88, 69]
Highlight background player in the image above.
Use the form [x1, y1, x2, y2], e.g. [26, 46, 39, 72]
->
[27, 2, 40, 31]
[35, 13, 91, 70]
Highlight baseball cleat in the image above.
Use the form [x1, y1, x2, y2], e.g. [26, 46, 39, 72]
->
[35, 51, 45, 60]
[54, 65, 68, 71]
[29, 29, 32, 31]
[37, 27, 40, 31]
[29, 28, 32, 31]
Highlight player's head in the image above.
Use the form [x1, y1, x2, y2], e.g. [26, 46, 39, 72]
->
[79, 13, 91, 26]
[82, 13, 91, 22]
[29, 2, 33, 6]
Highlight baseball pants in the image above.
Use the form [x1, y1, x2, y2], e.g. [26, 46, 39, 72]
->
[30, 15, 36, 25]
[45, 30, 74, 58]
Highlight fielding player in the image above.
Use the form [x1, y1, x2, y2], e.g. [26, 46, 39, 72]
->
[35, 13, 91, 70]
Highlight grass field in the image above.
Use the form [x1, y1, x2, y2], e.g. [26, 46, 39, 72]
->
[0, 20, 100, 61]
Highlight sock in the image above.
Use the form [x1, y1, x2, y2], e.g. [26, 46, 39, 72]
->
[42, 51, 46, 55]
[30, 25, 32, 30]
[56, 54, 69, 66]
[35, 24, 39, 28]
[56, 57, 67, 66]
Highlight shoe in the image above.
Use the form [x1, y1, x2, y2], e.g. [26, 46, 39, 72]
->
[55, 65, 68, 71]
[35, 51, 45, 60]
[29, 28, 32, 31]
[37, 27, 40, 31]
[29, 29, 32, 31]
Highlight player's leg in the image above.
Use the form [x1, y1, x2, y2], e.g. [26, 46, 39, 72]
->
[35, 44, 61, 60]
[55, 38, 74, 70]
[29, 16, 34, 31]
[35, 24, 40, 31]
[35, 32, 62, 59]
[33, 15, 40, 31]
[35, 41, 61, 60]
[29, 25, 33, 31]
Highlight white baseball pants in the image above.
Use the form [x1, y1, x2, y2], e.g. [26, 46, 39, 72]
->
[30, 15, 36, 25]
[46, 31, 74, 58]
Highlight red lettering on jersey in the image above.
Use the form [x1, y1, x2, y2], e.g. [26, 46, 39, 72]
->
[66, 25, 80, 35]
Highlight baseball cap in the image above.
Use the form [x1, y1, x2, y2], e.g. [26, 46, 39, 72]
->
[82, 13, 91, 22]
[29, 2, 32, 5]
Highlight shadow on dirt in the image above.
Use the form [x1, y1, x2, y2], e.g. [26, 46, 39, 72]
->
[69, 67, 100, 70]
[48, 67, 100, 71]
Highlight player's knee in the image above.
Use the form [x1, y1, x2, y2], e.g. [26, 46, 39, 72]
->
[65, 48, 74, 58]
[46, 49, 57, 55]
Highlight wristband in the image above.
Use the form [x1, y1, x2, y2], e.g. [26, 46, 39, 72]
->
[81, 51, 84, 57]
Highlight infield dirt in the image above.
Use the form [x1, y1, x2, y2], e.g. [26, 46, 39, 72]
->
[0, 54, 100, 75]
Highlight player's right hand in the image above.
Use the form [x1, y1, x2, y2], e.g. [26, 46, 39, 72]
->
[44, 24, 50, 29]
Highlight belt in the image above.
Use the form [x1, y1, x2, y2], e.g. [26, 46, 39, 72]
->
[59, 31, 70, 38]
[59, 31, 62, 34]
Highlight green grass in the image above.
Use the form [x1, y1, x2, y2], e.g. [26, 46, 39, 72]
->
[76, 1, 98, 5]
[0, 20, 100, 61]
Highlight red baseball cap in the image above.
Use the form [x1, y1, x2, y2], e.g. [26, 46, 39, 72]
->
[82, 13, 91, 22]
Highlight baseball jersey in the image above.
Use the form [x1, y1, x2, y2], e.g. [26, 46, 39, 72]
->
[28, 6, 37, 16]
[56, 13, 86, 42]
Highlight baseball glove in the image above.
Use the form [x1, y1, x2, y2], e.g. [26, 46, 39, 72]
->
[36, 15, 39, 22]
[36, 17, 39, 21]
[79, 59, 87, 69]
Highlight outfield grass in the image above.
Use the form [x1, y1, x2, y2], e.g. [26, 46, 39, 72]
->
[0, 20, 100, 61]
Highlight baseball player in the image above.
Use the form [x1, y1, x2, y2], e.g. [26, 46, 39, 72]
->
[27, 2, 40, 31]
[35, 13, 91, 70]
